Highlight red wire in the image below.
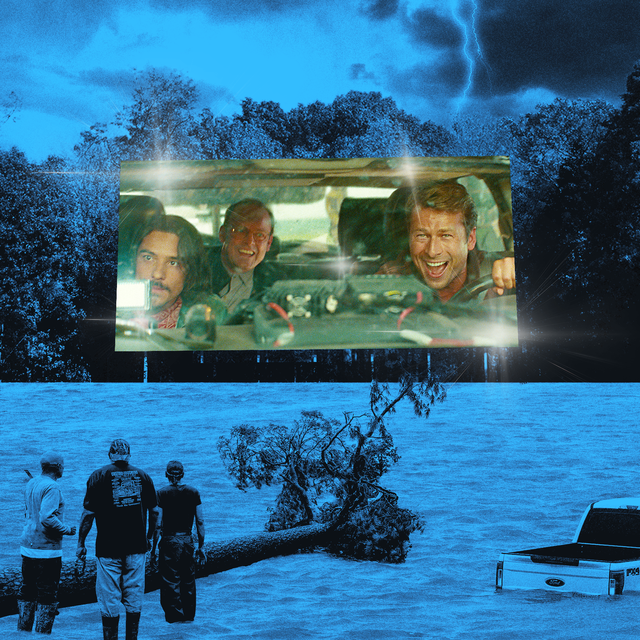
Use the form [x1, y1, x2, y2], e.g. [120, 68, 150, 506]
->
[267, 302, 295, 346]
[396, 291, 423, 330]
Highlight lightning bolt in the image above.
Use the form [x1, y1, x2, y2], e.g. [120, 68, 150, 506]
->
[451, 0, 474, 113]
[470, 0, 493, 94]
[451, 0, 490, 115]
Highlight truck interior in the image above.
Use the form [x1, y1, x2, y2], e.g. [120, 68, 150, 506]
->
[119, 156, 513, 278]
[117, 157, 517, 350]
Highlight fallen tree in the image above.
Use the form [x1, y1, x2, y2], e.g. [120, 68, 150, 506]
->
[0, 522, 335, 616]
[217, 375, 444, 562]
[1, 375, 445, 617]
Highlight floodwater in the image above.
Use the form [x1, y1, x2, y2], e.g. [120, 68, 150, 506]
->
[1, 382, 639, 639]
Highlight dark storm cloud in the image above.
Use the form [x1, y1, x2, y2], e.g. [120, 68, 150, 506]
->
[3, 0, 323, 51]
[197, 83, 240, 108]
[150, 0, 321, 19]
[78, 66, 238, 111]
[2, 0, 119, 48]
[77, 68, 139, 93]
[126, 33, 164, 50]
[386, 60, 468, 107]
[349, 63, 378, 83]
[0, 53, 33, 84]
[382, 5, 471, 107]
[360, 0, 400, 21]
[477, 0, 640, 98]
[0, 56, 90, 118]
[385, 0, 638, 118]
[403, 7, 463, 50]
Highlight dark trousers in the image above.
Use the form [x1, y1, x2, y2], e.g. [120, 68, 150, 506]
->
[159, 535, 196, 622]
[18, 556, 62, 604]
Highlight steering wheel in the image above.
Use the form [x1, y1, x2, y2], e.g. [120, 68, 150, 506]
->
[449, 274, 516, 304]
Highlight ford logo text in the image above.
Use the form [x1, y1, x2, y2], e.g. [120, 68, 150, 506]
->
[546, 578, 565, 587]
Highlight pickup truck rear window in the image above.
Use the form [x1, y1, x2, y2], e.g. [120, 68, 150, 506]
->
[578, 509, 640, 547]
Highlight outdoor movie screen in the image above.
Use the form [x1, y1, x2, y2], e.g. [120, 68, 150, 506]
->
[115, 156, 518, 352]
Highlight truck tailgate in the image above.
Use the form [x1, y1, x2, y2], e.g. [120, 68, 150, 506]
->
[497, 544, 640, 595]
[496, 498, 640, 595]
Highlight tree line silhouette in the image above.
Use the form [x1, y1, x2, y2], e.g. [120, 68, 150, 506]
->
[1, 63, 639, 381]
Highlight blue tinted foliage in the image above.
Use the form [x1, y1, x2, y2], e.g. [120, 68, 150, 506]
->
[0, 148, 116, 380]
[217, 378, 443, 561]
[510, 66, 640, 362]
[74, 70, 455, 162]
[4, 62, 640, 381]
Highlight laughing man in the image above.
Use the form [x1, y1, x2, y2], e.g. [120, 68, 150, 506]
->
[400, 181, 515, 303]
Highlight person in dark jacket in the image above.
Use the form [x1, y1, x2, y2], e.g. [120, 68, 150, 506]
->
[211, 198, 279, 314]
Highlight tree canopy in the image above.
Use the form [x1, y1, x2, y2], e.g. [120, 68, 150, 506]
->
[0, 149, 115, 380]
[3, 61, 640, 381]
[218, 376, 446, 562]
[74, 71, 454, 163]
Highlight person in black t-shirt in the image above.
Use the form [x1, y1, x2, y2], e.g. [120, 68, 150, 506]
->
[154, 460, 205, 623]
[76, 439, 159, 640]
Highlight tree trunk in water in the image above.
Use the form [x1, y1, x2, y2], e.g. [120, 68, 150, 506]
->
[0, 522, 334, 617]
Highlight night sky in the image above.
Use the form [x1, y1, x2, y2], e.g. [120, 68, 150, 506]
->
[2, 0, 639, 161]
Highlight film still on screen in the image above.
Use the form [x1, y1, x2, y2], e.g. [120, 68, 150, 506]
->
[116, 157, 518, 352]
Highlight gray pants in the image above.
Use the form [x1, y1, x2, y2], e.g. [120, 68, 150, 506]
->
[96, 554, 146, 616]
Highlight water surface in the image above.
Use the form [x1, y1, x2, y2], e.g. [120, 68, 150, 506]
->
[1, 382, 638, 639]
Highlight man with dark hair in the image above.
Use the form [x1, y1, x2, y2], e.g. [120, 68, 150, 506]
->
[18, 452, 76, 634]
[383, 180, 515, 302]
[118, 195, 166, 274]
[154, 460, 205, 624]
[76, 439, 159, 640]
[130, 214, 225, 328]
[212, 198, 279, 314]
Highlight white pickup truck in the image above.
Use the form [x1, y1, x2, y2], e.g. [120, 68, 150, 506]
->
[496, 497, 640, 595]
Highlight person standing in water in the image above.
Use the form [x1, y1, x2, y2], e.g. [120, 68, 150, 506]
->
[155, 460, 205, 623]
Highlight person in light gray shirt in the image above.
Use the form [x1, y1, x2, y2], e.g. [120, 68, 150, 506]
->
[18, 451, 76, 634]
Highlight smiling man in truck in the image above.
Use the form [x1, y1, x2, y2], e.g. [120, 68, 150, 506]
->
[211, 198, 279, 314]
[405, 181, 515, 303]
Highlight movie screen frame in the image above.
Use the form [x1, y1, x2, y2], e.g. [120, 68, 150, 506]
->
[116, 156, 517, 352]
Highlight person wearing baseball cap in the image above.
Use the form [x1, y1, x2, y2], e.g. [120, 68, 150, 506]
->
[154, 460, 205, 623]
[76, 439, 159, 640]
[17, 451, 76, 634]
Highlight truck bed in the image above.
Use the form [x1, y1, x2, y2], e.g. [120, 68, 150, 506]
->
[497, 498, 640, 595]
[511, 543, 640, 564]
[498, 543, 640, 595]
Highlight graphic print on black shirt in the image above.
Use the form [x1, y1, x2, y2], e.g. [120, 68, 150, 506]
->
[111, 471, 143, 508]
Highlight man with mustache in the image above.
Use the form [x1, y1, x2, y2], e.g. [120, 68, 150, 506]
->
[211, 199, 279, 315]
[131, 214, 225, 328]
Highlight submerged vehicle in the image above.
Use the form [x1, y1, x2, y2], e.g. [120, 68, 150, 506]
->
[116, 157, 517, 351]
[496, 498, 640, 596]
